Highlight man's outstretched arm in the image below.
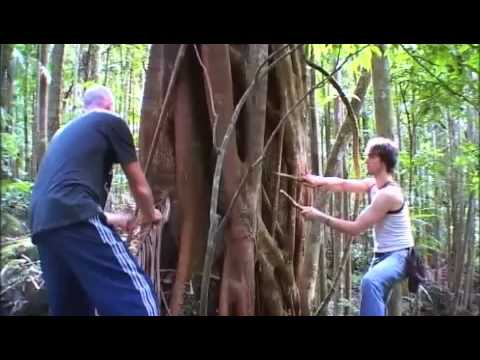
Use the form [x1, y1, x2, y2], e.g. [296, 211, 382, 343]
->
[300, 192, 393, 236]
[301, 174, 374, 193]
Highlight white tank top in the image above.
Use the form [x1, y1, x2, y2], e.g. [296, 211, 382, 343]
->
[364, 182, 414, 253]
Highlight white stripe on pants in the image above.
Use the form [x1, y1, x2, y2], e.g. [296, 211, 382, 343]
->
[89, 216, 158, 316]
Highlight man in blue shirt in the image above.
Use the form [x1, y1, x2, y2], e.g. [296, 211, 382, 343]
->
[29, 86, 162, 316]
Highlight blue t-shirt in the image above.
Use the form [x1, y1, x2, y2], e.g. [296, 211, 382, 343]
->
[29, 110, 137, 237]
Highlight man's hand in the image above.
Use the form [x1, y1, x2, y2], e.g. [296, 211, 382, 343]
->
[300, 174, 323, 187]
[140, 208, 162, 226]
[105, 212, 137, 232]
[299, 206, 323, 221]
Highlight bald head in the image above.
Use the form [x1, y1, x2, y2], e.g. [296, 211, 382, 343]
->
[83, 85, 114, 111]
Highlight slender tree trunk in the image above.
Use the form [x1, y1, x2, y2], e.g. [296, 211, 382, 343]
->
[1, 44, 14, 132]
[47, 44, 65, 141]
[343, 160, 352, 316]
[33, 44, 49, 175]
[460, 195, 476, 310]
[103, 45, 111, 86]
[304, 47, 323, 312]
[371, 44, 402, 316]
[30, 49, 37, 178]
[371, 44, 394, 139]
[332, 69, 344, 315]
[23, 47, 30, 178]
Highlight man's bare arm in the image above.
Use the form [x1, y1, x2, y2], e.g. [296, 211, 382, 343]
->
[301, 174, 374, 193]
[121, 161, 160, 223]
[300, 191, 394, 236]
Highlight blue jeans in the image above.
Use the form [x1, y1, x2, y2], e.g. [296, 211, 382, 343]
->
[360, 248, 409, 316]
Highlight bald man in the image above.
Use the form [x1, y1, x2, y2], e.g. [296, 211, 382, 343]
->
[29, 85, 162, 316]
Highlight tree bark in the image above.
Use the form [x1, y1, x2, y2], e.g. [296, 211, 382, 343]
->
[371, 44, 402, 316]
[371, 44, 394, 139]
[47, 44, 65, 141]
[33, 44, 49, 175]
[0, 44, 14, 131]
[23, 47, 30, 177]
[137, 44, 311, 316]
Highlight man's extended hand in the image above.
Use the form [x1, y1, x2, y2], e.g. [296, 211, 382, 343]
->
[300, 173, 330, 188]
[105, 212, 137, 232]
[141, 208, 162, 226]
[299, 205, 323, 220]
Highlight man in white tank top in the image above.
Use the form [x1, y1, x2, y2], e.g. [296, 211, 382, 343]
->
[299, 137, 414, 316]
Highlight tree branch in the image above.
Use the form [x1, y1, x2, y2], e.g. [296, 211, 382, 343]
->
[305, 59, 361, 179]
[280, 190, 304, 210]
[193, 44, 219, 150]
[400, 44, 479, 111]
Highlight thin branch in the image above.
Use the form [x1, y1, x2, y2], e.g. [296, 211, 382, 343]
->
[274, 172, 302, 181]
[217, 47, 366, 234]
[271, 119, 286, 236]
[193, 44, 219, 150]
[315, 236, 355, 315]
[305, 58, 361, 178]
[217, 78, 325, 234]
[280, 190, 304, 210]
[333, 44, 343, 70]
[160, 288, 171, 316]
[400, 44, 479, 111]
[200, 45, 368, 314]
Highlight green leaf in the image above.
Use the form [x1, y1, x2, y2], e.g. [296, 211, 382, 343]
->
[370, 45, 383, 58]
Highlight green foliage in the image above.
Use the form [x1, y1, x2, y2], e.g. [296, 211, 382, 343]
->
[1, 179, 33, 232]
[1, 132, 18, 158]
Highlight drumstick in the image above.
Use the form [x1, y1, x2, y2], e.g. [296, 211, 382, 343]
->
[280, 190, 304, 210]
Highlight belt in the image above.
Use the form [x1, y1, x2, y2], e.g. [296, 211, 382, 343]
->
[374, 247, 411, 258]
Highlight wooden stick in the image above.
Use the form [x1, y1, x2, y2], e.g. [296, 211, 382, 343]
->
[280, 190, 304, 210]
[274, 172, 303, 181]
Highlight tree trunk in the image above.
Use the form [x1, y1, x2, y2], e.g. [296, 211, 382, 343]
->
[371, 44, 402, 316]
[23, 47, 30, 178]
[47, 44, 65, 141]
[343, 160, 351, 316]
[0, 44, 14, 132]
[460, 195, 476, 311]
[332, 69, 344, 315]
[371, 44, 394, 139]
[303, 47, 323, 313]
[33, 44, 49, 175]
[137, 44, 312, 316]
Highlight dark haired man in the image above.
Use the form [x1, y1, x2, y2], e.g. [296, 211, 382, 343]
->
[300, 137, 414, 316]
